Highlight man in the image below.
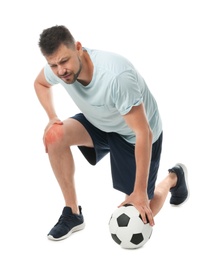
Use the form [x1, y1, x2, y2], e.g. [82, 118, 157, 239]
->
[34, 25, 188, 241]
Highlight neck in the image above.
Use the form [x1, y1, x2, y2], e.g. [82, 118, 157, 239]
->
[77, 50, 93, 86]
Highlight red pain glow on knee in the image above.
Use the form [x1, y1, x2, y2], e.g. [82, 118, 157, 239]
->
[45, 124, 64, 144]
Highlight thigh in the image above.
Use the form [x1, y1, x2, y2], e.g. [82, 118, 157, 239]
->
[63, 117, 94, 147]
[108, 132, 163, 199]
[108, 133, 136, 195]
[71, 113, 110, 165]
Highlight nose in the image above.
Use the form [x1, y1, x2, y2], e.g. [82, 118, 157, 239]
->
[58, 65, 66, 76]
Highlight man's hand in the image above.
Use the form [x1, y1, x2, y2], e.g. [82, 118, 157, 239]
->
[119, 191, 155, 226]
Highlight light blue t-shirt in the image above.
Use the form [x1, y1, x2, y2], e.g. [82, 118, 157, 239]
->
[44, 48, 162, 144]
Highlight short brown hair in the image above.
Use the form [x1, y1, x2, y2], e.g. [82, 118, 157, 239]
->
[38, 25, 75, 56]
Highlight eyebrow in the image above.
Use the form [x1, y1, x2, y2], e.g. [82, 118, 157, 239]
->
[48, 57, 69, 66]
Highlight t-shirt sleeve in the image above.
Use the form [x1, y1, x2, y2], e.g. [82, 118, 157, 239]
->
[44, 64, 60, 85]
[111, 70, 144, 115]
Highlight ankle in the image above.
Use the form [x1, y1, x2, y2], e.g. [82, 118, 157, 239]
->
[66, 205, 80, 215]
[168, 172, 178, 188]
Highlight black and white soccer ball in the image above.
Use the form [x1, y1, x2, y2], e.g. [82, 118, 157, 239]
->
[109, 204, 153, 249]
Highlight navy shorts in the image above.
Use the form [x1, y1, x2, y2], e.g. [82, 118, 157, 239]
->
[72, 113, 163, 200]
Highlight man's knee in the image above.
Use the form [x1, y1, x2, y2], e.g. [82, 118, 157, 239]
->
[45, 124, 64, 145]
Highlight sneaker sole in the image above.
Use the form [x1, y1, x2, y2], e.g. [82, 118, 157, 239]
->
[171, 163, 190, 206]
[47, 222, 85, 241]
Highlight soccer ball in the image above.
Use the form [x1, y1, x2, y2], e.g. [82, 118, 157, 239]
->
[109, 204, 153, 249]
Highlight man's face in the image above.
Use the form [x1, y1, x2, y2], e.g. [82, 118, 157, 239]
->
[46, 43, 82, 84]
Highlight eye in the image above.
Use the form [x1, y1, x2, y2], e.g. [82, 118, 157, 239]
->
[61, 59, 68, 64]
[50, 64, 57, 68]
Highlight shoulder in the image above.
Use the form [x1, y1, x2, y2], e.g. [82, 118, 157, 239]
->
[85, 47, 135, 75]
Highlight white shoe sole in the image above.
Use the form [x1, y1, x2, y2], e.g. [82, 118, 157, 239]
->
[47, 222, 85, 241]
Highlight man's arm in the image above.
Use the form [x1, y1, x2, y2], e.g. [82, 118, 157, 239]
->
[34, 68, 63, 151]
[34, 68, 58, 120]
[121, 104, 154, 226]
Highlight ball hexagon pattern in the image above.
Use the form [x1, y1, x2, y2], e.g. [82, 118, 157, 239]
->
[109, 204, 153, 249]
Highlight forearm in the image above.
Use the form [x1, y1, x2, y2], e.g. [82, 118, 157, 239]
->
[133, 129, 153, 195]
[34, 82, 58, 120]
[120, 104, 155, 225]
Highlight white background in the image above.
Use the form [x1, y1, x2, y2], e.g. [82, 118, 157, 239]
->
[0, 0, 212, 259]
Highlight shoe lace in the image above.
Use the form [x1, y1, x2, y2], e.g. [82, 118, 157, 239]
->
[56, 215, 72, 228]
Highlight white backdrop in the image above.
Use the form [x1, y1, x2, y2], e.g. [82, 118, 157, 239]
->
[0, 0, 212, 259]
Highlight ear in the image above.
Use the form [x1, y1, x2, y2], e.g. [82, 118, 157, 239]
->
[75, 41, 83, 53]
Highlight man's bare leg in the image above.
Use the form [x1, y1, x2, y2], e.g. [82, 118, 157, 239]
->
[150, 172, 177, 216]
[45, 118, 93, 214]
[125, 165, 188, 220]
[150, 163, 188, 216]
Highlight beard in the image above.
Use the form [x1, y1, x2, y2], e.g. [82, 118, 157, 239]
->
[59, 56, 82, 84]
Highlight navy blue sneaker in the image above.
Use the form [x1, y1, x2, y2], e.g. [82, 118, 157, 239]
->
[169, 163, 189, 205]
[47, 206, 85, 241]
